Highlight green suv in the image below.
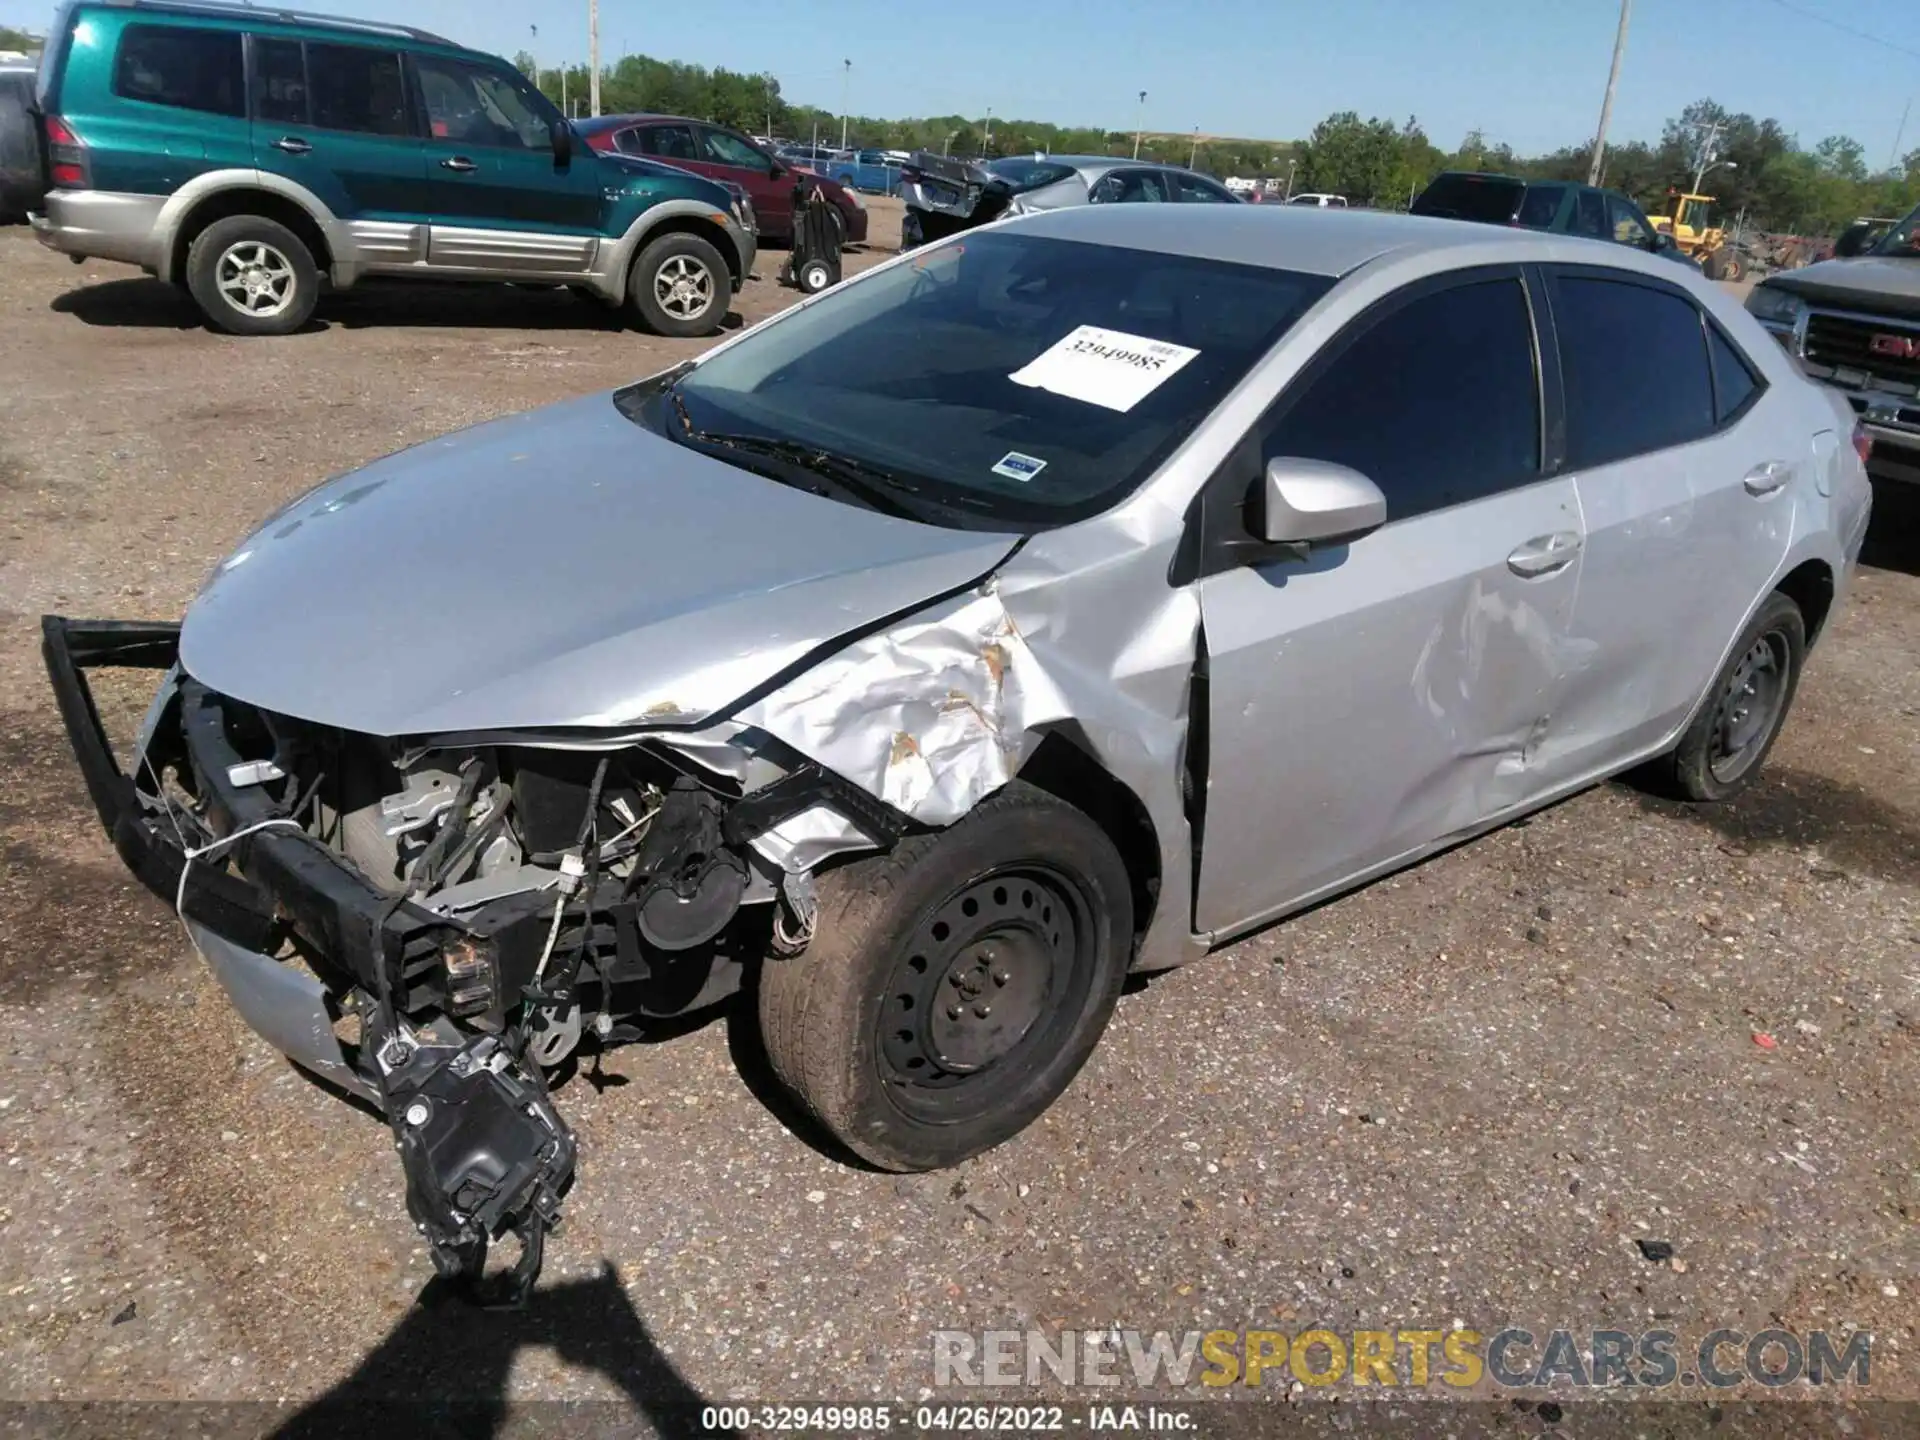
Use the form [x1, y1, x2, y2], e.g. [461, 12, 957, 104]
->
[29, 0, 757, 336]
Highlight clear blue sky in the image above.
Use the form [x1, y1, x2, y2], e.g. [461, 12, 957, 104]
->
[5, 0, 1915, 161]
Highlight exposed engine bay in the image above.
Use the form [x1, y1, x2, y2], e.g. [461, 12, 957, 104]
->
[61, 629, 902, 1303]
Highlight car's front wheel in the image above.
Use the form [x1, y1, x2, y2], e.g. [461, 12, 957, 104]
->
[628, 231, 731, 338]
[757, 782, 1133, 1171]
[185, 215, 319, 336]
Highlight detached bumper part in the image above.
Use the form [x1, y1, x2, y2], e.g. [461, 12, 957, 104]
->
[40, 615, 576, 1302]
[379, 1024, 576, 1305]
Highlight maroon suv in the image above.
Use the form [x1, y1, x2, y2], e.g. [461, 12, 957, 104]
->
[577, 114, 869, 247]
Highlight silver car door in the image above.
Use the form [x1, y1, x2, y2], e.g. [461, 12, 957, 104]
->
[1542, 268, 1798, 776]
[1193, 269, 1583, 936]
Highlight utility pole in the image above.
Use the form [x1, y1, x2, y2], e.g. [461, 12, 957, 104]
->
[1189, 127, 1199, 168]
[982, 106, 993, 158]
[588, 0, 600, 116]
[1133, 91, 1146, 159]
[1690, 120, 1726, 192]
[527, 24, 537, 86]
[1585, 0, 1630, 186]
[1893, 97, 1913, 171]
[840, 59, 850, 151]
[1284, 157, 1296, 199]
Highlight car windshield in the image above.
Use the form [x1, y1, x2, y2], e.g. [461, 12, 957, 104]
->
[1412, 174, 1525, 222]
[641, 231, 1331, 530]
[985, 157, 1080, 194]
[1874, 203, 1920, 256]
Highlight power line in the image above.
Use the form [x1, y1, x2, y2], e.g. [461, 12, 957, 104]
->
[1751, 0, 1920, 65]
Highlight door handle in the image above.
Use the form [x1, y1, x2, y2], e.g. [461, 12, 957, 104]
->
[439, 155, 478, 173]
[1743, 460, 1792, 496]
[1507, 531, 1582, 578]
[270, 136, 311, 154]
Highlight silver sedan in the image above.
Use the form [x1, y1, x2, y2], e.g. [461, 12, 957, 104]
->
[43, 204, 1873, 1297]
[900, 152, 1241, 248]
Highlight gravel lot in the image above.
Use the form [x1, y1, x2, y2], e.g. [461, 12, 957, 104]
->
[0, 197, 1915, 1426]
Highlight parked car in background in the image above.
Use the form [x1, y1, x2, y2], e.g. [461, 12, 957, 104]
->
[0, 63, 39, 219]
[822, 148, 901, 195]
[1747, 200, 1920, 486]
[578, 115, 868, 247]
[775, 143, 839, 168]
[1411, 171, 1699, 271]
[27, 0, 755, 335]
[1288, 192, 1348, 207]
[899, 152, 1239, 248]
[43, 203, 1869, 1301]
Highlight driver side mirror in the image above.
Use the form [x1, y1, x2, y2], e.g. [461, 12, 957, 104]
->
[1260, 457, 1387, 545]
[1833, 224, 1869, 259]
[551, 119, 573, 169]
[1650, 230, 1674, 252]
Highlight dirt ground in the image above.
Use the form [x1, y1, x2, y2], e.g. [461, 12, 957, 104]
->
[0, 195, 1916, 1428]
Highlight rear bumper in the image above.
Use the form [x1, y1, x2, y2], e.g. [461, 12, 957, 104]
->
[32, 189, 167, 270]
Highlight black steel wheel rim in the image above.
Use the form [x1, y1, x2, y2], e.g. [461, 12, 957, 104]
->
[877, 864, 1098, 1124]
[1708, 629, 1788, 783]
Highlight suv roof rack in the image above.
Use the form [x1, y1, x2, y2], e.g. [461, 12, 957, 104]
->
[99, 0, 459, 47]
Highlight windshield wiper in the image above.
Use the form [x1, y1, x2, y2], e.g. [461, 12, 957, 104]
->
[676, 420, 925, 521]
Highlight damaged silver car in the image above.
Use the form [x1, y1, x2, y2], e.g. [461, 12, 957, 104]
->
[44, 203, 1872, 1299]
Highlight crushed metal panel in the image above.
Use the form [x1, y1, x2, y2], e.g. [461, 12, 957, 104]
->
[742, 581, 1071, 826]
[743, 502, 1207, 973]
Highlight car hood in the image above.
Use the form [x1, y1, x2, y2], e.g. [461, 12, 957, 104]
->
[1768, 255, 1920, 319]
[180, 393, 1020, 737]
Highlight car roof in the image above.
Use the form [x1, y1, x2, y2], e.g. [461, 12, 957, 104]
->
[1010, 203, 1550, 278]
[72, 0, 484, 58]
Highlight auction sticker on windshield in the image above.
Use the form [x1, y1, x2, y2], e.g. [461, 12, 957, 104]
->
[991, 452, 1048, 482]
[1009, 326, 1200, 413]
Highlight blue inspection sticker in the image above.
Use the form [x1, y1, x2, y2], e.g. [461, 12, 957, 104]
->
[991, 451, 1048, 482]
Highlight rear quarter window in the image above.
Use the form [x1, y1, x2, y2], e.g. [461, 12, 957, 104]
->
[112, 24, 244, 117]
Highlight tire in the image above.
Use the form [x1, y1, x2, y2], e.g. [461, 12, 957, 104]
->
[627, 230, 730, 338]
[757, 781, 1133, 1172]
[798, 257, 836, 293]
[1643, 591, 1805, 802]
[184, 214, 319, 336]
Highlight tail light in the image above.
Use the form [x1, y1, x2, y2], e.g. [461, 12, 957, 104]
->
[1852, 421, 1872, 466]
[44, 116, 90, 189]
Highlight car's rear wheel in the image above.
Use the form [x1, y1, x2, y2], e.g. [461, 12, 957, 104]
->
[185, 215, 319, 336]
[1644, 591, 1805, 802]
[757, 782, 1132, 1172]
[628, 231, 730, 338]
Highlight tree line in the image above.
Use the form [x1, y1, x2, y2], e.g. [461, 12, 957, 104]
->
[520, 51, 1914, 237]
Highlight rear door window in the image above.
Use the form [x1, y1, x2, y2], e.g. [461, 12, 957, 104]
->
[112, 24, 244, 116]
[1262, 276, 1542, 520]
[1515, 184, 1566, 229]
[629, 123, 698, 160]
[305, 43, 409, 136]
[1571, 189, 1608, 238]
[251, 38, 307, 125]
[1551, 273, 1715, 467]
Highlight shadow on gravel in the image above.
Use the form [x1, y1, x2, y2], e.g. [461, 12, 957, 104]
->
[273, 1262, 735, 1438]
[1629, 766, 1920, 885]
[1861, 479, 1919, 577]
[49, 275, 748, 333]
